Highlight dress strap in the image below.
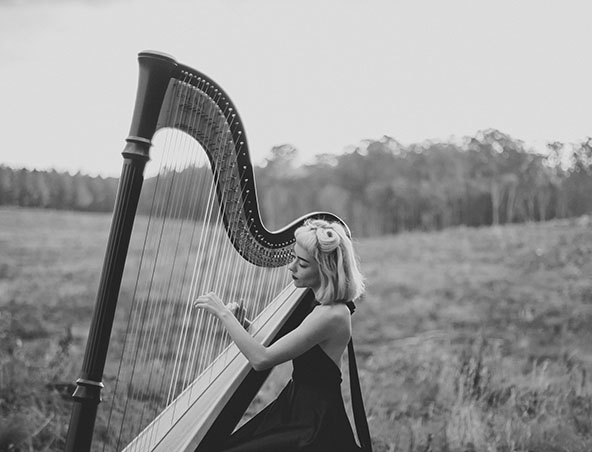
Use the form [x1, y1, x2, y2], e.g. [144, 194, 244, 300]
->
[345, 300, 356, 314]
[347, 304, 373, 452]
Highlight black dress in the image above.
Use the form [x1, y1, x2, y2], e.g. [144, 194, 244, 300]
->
[217, 342, 362, 452]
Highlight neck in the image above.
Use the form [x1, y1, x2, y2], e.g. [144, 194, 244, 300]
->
[312, 286, 321, 301]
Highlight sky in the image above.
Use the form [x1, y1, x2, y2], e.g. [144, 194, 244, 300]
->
[0, 0, 590, 177]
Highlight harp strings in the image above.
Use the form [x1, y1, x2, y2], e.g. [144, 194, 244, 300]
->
[104, 73, 207, 451]
[103, 73, 208, 450]
[101, 74, 290, 452]
[166, 76, 215, 401]
[140, 75, 211, 415]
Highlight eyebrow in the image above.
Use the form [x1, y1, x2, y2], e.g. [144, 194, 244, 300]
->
[292, 250, 310, 264]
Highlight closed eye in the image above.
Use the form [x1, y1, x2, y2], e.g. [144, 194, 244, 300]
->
[290, 254, 308, 268]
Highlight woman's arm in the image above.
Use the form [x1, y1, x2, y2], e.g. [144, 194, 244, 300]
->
[193, 292, 338, 371]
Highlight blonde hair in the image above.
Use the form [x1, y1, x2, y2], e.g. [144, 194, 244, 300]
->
[294, 219, 365, 304]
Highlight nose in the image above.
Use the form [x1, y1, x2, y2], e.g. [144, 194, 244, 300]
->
[288, 258, 296, 273]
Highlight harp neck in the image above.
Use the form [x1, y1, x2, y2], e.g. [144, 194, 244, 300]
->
[124, 50, 343, 265]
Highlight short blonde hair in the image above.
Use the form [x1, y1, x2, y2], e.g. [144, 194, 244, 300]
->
[294, 219, 365, 303]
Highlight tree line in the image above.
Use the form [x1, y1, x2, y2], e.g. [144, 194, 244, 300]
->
[0, 168, 119, 212]
[1, 129, 591, 236]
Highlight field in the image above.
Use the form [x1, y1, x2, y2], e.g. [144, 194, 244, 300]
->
[1, 207, 592, 451]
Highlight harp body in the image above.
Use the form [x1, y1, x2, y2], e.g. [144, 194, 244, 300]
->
[65, 51, 344, 452]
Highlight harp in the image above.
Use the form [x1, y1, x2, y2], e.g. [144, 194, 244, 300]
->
[65, 51, 345, 452]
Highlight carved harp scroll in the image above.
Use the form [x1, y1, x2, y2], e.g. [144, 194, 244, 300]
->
[64, 51, 345, 452]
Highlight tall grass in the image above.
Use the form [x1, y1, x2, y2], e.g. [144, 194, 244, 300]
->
[1, 207, 591, 451]
[349, 218, 592, 451]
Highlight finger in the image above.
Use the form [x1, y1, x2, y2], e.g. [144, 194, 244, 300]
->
[195, 293, 214, 303]
[193, 298, 207, 308]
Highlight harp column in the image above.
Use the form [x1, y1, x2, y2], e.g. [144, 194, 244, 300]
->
[65, 52, 177, 452]
[65, 144, 148, 452]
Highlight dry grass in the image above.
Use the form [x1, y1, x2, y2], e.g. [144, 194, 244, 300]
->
[1, 207, 592, 451]
[348, 219, 592, 451]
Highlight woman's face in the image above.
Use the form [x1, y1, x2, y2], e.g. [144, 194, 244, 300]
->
[288, 242, 321, 292]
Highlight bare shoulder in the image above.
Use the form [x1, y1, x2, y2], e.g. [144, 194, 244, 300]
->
[313, 302, 351, 329]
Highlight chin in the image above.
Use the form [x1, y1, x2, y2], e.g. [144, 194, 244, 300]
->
[293, 280, 308, 289]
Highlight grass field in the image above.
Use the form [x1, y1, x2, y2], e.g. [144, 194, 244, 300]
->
[1, 207, 592, 451]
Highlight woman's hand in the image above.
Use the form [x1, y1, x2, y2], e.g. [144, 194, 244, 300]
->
[193, 293, 251, 330]
[227, 301, 252, 330]
[193, 292, 229, 318]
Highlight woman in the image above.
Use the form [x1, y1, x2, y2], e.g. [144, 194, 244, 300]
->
[193, 219, 369, 452]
